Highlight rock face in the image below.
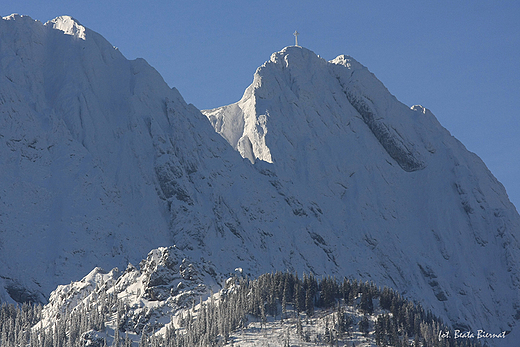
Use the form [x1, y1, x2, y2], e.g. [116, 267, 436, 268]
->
[1, 15, 520, 342]
[0, 13, 276, 302]
[204, 46, 520, 336]
[37, 246, 214, 343]
[0, 14, 173, 302]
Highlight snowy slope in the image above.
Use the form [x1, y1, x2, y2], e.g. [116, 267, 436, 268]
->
[29, 257, 482, 347]
[1, 14, 519, 345]
[0, 14, 176, 302]
[0, 15, 339, 304]
[204, 46, 520, 339]
[0, 14, 278, 302]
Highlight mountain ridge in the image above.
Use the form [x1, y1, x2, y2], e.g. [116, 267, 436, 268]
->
[1, 14, 519, 345]
[203, 45, 520, 339]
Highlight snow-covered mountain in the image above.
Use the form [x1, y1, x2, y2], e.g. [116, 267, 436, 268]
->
[203, 46, 520, 338]
[0, 13, 328, 304]
[1, 13, 519, 345]
[34, 246, 216, 345]
[7, 250, 476, 347]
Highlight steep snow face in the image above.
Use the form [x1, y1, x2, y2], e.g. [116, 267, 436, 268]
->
[205, 47, 429, 172]
[0, 14, 176, 303]
[0, 15, 345, 308]
[0, 14, 277, 304]
[204, 46, 520, 340]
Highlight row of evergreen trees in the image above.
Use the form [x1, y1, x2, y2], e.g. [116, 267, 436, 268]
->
[166, 272, 482, 347]
[0, 285, 121, 347]
[0, 302, 42, 346]
[0, 271, 483, 347]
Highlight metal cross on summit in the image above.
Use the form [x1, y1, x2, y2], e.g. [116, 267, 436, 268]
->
[293, 31, 300, 47]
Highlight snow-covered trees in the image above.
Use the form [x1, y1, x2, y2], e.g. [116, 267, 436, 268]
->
[0, 272, 483, 347]
[0, 302, 41, 347]
[159, 272, 481, 347]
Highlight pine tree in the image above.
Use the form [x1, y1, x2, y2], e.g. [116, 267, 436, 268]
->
[360, 290, 374, 314]
[305, 288, 314, 317]
[139, 324, 149, 347]
[282, 278, 288, 320]
[359, 316, 370, 337]
[294, 279, 305, 314]
[113, 322, 120, 347]
[260, 298, 267, 328]
[296, 313, 303, 339]
[375, 315, 385, 347]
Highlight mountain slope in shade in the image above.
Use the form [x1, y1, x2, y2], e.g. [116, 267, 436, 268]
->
[0, 14, 519, 345]
[0, 14, 194, 302]
[0, 14, 344, 304]
[204, 46, 520, 338]
[0, 14, 277, 301]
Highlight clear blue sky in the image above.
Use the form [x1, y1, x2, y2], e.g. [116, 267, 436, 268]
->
[4, 1, 520, 209]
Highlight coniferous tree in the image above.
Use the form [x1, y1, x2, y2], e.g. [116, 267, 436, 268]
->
[282, 276, 288, 320]
[284, 327, 290, 347]
[294, 279, 305, 314]
[359, 316, 370, 337]
[360, 289, 374, 314]
[296, 312, 303, 339]
[305, 288, 314, 317]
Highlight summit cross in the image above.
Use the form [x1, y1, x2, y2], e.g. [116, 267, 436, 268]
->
[293, 31, 299, 47]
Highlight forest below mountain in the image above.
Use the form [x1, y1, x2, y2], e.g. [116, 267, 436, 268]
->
[0, 272, 484, 347]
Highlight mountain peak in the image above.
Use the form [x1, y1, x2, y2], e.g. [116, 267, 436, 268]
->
[45, 15, 86, 40]
[270, 45, 317, 59]
[2, 13, 25, 20]
[206, 46, 428, 172]
[265, 46, 327, 72]
[204, 48, 520, 338]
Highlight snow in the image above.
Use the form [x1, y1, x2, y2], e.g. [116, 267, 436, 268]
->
[1, 14, 520, 346]
[35, 246, 215, 345]
[0, 13, 179, 303]
[227, 311, 375, 347]
[203, 46, 520, 343]
[46, 16, 87, 40]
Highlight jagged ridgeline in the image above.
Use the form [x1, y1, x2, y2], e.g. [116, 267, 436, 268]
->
[0, 272, 482, 347]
